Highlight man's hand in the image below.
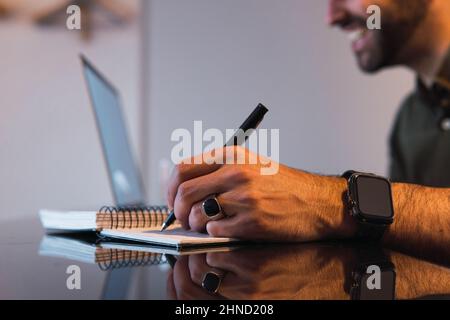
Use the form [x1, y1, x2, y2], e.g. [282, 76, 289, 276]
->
[167, 146, 356, 242]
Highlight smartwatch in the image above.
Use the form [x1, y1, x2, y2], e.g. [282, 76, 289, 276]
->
[342, 171, 394, 241]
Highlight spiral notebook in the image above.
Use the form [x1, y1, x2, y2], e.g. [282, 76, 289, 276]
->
[39, 234, 167, 270]
[39, 206, 238, 250]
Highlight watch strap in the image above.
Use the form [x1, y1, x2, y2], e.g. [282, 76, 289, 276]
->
[355, 222, 387, 242]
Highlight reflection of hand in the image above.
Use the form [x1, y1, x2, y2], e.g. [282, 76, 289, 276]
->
[167, 255, 225, 300]
[167, 246, 450, 300]
[167, 245, 352, 300]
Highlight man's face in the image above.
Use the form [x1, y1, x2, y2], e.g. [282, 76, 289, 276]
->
[327, 0, 429, 73]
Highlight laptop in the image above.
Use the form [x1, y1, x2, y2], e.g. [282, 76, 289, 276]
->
[80, 55, 150, 299]
[81, 55, 147, 207]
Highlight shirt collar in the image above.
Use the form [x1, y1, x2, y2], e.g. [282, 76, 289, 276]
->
[435, 49, 450, 90]
[418, 47, 450, 109]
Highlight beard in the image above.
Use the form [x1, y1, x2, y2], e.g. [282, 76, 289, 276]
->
[355, 0, 430, 73]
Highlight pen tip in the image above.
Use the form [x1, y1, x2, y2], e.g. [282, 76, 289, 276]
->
[160, 224, 167, 232]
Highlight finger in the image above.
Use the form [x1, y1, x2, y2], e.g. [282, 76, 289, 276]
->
[186, 253, 244, 300]
[167, 158, 222, 209]
[188, 201, 209, 232]
[171, 257, 190, 300]
[187, 254, 233, 299]
[208, 271, 243, 299]
[204, 252, 262, 300]
[203, 186, 267, 238]
[187, 254, 210, 285]
[167, 146, 246, 209]
[173, 167, 238, 228]
[172, 256, 219, 300]
[187, 191, 241, 232]
[171, 256, 199, 299]
[166, 270, 177, 300]
[206, 215, 244, 238]
[206, 252, 249, 276]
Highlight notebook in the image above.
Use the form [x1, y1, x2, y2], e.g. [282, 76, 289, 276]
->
[39, 206, 238, 250]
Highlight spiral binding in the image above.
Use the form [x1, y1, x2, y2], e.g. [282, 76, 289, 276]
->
[94, 206, 171, 270]
[97, 205, 170, 230]
[97, 249, 166, 271]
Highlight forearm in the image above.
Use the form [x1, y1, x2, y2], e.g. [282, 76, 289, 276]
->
[384, 183, 450, 265]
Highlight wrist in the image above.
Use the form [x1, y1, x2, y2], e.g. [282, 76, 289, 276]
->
[316, 175, 358, 239]
[391, 182, 410, 215]
[334, 177, 358, 238]
[383, 182, 410, 244]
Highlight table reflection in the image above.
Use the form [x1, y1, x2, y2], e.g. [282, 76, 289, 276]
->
[166, 244, 450, 300]
[38, 234, 450, 300]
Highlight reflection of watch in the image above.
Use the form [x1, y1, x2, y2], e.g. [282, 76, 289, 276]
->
[347, 246, 396, 300]
[342, 171, 394, 241]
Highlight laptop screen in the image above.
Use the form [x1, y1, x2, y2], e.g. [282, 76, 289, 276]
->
[82, 57, 145, 206]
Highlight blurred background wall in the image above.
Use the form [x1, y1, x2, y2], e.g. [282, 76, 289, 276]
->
[0, 0, 414, 220]
[0, 0, 141, 220]
[143, 0, 414, 203]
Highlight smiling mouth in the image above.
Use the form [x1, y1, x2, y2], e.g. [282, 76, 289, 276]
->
[346, 28, 370, 52]
[348, 29, 366, 42]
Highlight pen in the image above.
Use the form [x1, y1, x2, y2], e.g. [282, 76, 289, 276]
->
[160, 103, 269, 231]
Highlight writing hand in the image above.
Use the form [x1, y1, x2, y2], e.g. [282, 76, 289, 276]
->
[167, 146, 355, 241]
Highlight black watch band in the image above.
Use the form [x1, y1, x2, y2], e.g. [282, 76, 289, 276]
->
[355, 223, 387, 242]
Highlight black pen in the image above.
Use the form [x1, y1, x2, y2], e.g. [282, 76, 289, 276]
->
[160, 103, 269, 232]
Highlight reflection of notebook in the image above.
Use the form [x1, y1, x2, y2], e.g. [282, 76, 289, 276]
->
[39, 234, 236, 269]
[40, 206, 238, 249]
[39, 234, 166, 270]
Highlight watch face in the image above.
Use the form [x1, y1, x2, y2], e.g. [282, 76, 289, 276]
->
[355, 175, 394, 219]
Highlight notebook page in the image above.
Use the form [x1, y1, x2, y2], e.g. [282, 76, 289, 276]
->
[99, 241, 236, 256]
[39, 210, 98, 231]
[100, 227, 238, 249]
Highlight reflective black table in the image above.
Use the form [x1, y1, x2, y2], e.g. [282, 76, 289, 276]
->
[1, 217, 449, 300]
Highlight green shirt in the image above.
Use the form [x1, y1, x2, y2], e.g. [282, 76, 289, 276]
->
[389, 51, 450, 187]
